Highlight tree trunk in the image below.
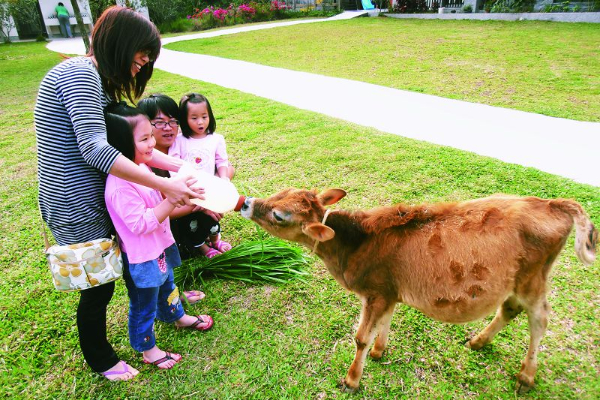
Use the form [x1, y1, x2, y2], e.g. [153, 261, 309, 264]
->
[70, 0, 90, 53]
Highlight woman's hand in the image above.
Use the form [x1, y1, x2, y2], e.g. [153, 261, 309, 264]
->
[161, 174, 205, 207]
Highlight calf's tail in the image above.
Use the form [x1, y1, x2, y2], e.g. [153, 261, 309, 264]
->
[553, 199, 598, 265]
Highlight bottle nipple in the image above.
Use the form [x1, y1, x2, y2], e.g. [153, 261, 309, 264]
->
[234, 196, 246, 212]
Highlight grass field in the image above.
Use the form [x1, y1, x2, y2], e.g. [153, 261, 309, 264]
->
[167, 17, 600, 122]
[1, 19, 599, 400]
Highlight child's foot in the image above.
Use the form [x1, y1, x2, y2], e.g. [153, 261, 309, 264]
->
[175, 314, 214, 331]
[209, 234, 232, 253]
[180, 290, 205, 304]
[101, 360, 139, 381]
[142, 347, 182, 370]
[198, 243, 220, 259]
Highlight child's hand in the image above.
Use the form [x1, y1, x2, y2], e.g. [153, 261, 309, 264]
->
[162, 174, 205, 207]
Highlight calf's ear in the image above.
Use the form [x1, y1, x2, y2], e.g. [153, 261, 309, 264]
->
[302, 223, 335, 242]
[318, 189, 346, 206]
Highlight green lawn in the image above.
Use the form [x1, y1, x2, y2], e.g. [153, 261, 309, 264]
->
[1, 31, 599, 400]
[167, 17, 600, 122]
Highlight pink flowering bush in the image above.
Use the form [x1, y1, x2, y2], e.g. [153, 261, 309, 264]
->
[165, 1, 337, 34]
[188, 5, 236, 29]
[189, 2, 292, 30]
[270, 0, 288, 18]
[238, 4, 257, 20]
[270, 0, 288, 10]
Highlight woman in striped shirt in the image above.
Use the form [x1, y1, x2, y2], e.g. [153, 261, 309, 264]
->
[34, 6, 201, 381]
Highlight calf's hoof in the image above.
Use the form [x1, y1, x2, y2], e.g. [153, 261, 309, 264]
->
[515, 380, 534, 394]
[370, 348, 384, 360]
[465, 337, 486, 351]
[338, 378, 359, 393]
[516, 373, 535, 394]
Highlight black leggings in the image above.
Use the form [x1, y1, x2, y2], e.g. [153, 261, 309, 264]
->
[50, 221, 120, 373]
[77, 282, 120, 372]
[173, 212, 220, 260]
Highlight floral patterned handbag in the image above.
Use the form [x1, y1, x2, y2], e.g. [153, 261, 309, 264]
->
[41, 217, 123, 292]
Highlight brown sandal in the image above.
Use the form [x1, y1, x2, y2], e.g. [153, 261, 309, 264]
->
[178, 315, 214, 331]
[143, 352, 182, 369]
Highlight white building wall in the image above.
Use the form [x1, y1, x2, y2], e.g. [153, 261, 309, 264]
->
[7, 14, 18, 39]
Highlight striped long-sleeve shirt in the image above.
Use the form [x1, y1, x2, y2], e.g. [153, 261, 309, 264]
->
[34, 57, 121, 245]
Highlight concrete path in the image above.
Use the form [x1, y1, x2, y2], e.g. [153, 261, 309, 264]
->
[46, 13, 599, 187]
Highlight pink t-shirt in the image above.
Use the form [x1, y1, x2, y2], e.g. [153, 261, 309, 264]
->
[104, 164, 175, 263]
[168, 133, 228, 175]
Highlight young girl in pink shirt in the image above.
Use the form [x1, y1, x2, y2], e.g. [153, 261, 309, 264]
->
[104, 103, 214, 370]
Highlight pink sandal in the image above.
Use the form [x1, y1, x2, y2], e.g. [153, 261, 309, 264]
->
[204, 247, 221, 258]
[180, 290, 205, 305]
[209, 238, 232, 253]
[101, 361, 135, 381]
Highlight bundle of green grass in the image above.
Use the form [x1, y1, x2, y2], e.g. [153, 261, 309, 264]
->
[175, 237, 311, 287]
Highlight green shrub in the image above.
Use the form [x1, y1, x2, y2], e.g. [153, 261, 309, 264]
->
[463, 4, 473, 12]
[88, 0, 117, 21]
[157, 17, 195, 33]
[392, 0, 429, 13]
[541, 1, 573, 12]
[146, 0, 189, 26]
[490, 0, 535, 12]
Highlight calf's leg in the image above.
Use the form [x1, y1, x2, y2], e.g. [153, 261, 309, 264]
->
[341, 296, 393, 392]
[516, 298, 549, 393]
[369, 304, 396, 360]
[468, 296, 523, 350]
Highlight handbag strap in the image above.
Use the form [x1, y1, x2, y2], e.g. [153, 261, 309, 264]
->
[38, 203, 51, 251]
[38, 203, 120, 253]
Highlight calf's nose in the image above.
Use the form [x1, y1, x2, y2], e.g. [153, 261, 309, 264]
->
[240, 197, 254, 218]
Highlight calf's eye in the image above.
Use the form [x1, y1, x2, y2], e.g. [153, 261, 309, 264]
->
[273, 211, 284, 222]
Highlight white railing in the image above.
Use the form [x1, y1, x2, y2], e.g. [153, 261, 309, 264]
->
[427, 0, 464, 8]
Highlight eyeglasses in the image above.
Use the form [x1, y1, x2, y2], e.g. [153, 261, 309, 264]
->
[150, 120, 179, 129]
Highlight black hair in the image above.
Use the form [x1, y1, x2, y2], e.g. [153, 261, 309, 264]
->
[89, 6, 161, 103]
[138, 93, 179, 121]
[58, 2, 64, 6]
[178, 92, 216, 138]
[104, 102, 148, 162]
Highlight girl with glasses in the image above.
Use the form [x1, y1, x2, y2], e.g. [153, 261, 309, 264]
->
[138, 93, 233, 273]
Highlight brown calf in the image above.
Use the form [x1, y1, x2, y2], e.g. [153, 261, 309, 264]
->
[240, 189, 597, 393]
